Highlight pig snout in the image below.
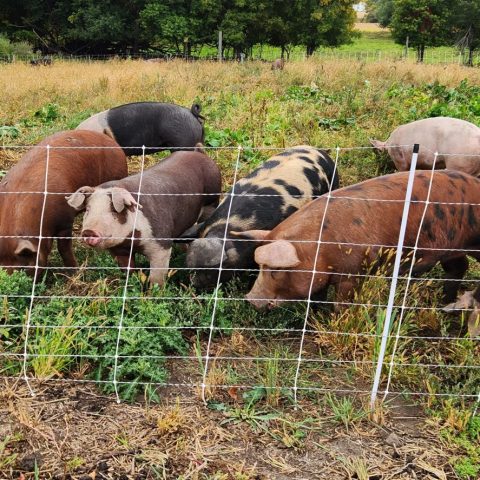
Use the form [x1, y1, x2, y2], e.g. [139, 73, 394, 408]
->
[245, 291, 275, 311]
[82, 229, 103, 247]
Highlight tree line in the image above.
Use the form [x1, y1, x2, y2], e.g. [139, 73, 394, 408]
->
[368, 0, 480, 64]
[0, 0, 358, 58]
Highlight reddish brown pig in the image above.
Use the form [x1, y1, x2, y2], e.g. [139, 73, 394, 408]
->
[238, 170, 480, 311]
[0, 130, 128, 273]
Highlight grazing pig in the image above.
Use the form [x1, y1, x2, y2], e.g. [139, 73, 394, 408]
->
[0, 130, 128, 273]
[370, 117, 480, 175]
[271, 58, 285, 70]
[67, 151, 221, 285]
[182, 146, 339, 288]
[241, 170, 480, 312]
[76, 102, 204, 155]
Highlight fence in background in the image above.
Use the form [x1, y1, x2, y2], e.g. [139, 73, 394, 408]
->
[1, 48, 479, 66]
[0, 143, 479, 412]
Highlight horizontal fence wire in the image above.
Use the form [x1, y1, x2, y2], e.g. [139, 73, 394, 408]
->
[1, 50, 479, 65]
[0, 143, 479, 410]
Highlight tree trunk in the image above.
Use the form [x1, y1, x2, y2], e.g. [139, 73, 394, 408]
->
[416, 45, 425, 63]
[306, 44, 315, 57]
[467, 47, 474, 67]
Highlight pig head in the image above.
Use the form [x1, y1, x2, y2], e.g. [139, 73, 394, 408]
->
[236, 230, 319, 310]
[444, 290, 480, 337]
[0, 237, 51, 274]
[67, 186, 144, 250]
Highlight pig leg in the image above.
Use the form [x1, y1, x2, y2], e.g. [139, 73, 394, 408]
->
[115, 254, 136, 269]
[145, 243, 172, 286]
[57, 229, 77, 268]
[333, 277, 358, 310]
[440, 255, 469, 303]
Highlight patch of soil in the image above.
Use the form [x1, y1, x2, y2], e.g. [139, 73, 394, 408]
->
[0, 378, 459, 480]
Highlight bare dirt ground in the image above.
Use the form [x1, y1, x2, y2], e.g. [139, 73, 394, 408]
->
[0, 378, 458, 480]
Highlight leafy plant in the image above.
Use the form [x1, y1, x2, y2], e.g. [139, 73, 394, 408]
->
[0, 125, 20, 139]
[34, 103, 61, 124]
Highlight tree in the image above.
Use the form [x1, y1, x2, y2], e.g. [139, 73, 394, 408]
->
[451, 0, 480, 66]
[365, 0, 394, 27]
[390, 0, 453, 62]
[294, 0, 358, 56]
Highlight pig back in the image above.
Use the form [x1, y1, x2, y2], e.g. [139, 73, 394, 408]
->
[271, 170, 480, 276]
[0, 130, 128, 236]
[102, 151, 221, 240]
[388, 117, 480, 172]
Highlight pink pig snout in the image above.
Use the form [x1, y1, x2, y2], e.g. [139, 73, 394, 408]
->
[245, 291, 275, 311]
[82, 229, 102, 247]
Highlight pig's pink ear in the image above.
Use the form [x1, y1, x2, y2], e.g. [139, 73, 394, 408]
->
[254, 240, 300, 268]
[66, 186, 95, 211]
[370, 139, 386, 151]
[231, 230, 271, 241]
[110, 188, 142, 213]
[14, 239, 37, 257]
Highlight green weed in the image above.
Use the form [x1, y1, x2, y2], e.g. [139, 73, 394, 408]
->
[325, 393, 367, 431]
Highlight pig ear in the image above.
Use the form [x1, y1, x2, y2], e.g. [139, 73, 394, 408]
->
[231, 230, 271, 241]
[443, 291, 475, 312]
[177, 222, 204, 242]
[110, 188, 142, 213]
[254, 240, 300, 268]
[66, 186, 95, 211]
[370, 139, 386, 151]
[14, 239, 37, 257]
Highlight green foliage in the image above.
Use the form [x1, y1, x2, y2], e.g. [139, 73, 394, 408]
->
[0, 35, 33, 57]
[441, 415, 480, 479]
[367, 0, 394, 26]
[0, 0, 359, 56]
[325, 393, 367, 431]
[385, 80, 480, 124]
[390, 0, 454, 61]
[0, 125, 20, 139]
[34, 103, 61, 124]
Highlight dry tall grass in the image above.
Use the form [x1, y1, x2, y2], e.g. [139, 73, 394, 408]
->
[1, 58, 479, 148]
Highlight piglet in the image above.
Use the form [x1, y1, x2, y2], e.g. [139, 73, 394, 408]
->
[0, 130, 128, 273]
[67, 151, 221, 285]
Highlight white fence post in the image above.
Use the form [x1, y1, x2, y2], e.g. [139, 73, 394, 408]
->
[370, 144, 420, 410]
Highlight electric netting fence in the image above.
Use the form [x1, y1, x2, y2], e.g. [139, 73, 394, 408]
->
[0, 143, 479, 412]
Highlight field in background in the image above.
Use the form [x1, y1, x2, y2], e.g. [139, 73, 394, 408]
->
[1, 58, 480, 479]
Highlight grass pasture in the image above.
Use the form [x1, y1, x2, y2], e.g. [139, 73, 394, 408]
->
[1, 58, 480, 479]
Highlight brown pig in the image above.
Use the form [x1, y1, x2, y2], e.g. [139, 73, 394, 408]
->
[67, 151, 221, 286]
[239, 170, 480, 313]
[0, 130, 128, 273]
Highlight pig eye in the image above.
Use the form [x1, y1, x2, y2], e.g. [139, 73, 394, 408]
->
[269, 269, 280, 279]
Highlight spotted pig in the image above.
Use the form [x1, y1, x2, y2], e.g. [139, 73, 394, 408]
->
[182, 146, 339, 288]
[67, 151, 221, 286]
[241, 170, 480, 321]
